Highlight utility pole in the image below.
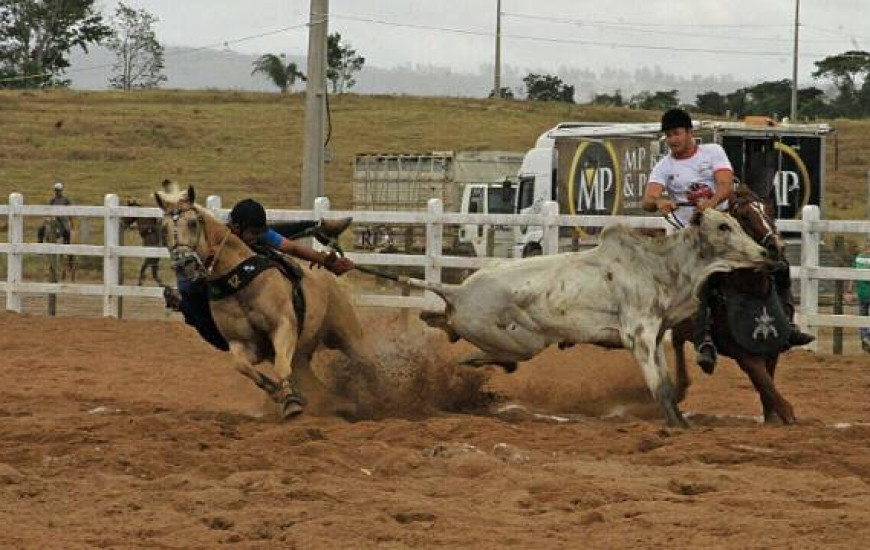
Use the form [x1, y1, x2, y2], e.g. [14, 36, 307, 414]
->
[790, 0, 800, 122]
[493, 0, 502, 98]
[302, 0, 328, 209]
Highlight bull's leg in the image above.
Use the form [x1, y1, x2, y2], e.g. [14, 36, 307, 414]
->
[270, 319, 305, 419]
[672, 338, 691, 403]
[138, 260, 148, 286]
[629, 324, 687, 428]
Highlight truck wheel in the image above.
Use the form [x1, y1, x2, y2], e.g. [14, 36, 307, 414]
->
[522, 242, 543, 258]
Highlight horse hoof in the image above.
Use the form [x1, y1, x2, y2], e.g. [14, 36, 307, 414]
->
[280, 392, 306, 419]
[281, 399, 305, 419]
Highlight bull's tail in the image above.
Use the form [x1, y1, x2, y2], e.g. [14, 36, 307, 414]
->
[396, 275, 459, 303]
[354, 265, 458, 304]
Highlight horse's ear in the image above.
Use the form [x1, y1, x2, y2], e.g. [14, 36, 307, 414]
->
[154, 191, 166, 211]
[187, 185, 196, 203]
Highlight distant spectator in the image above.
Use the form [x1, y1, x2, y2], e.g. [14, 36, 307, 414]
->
[849, 241, 870, 353]
[44, 182, 72, 244]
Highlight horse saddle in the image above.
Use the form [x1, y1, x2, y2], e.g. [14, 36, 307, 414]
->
[208, 249, 307, 335]
[722, 282, 790, 355]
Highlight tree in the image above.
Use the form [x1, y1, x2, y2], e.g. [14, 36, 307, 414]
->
[0, 0, 111, 88]
[695, 91, 727, 116]
[326, 32, 364, 93]
[106, 3, 165, 90]
[522, 73, 574, 103]
[251, 53, 306, 93]
[590, 90, 624, 107]
[812, 50, 870, 117]
[629, 89, 678, 111]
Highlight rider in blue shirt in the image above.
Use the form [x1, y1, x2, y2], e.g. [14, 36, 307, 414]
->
[170, 198, 353, 351]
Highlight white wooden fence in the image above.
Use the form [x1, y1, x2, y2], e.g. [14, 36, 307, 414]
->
[3, 192, 870, 343]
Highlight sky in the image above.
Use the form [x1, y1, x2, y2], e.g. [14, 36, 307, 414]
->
[95, 0, 870, 85]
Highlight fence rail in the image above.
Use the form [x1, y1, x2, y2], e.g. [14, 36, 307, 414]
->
[4, 193, 870, 346]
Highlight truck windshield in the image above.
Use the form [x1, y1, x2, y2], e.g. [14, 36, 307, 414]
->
[517, 177, 535, 210]
[488, 186, 516, 214]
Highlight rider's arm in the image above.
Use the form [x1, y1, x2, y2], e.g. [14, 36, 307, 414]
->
[642, 182, 674, 213]
[276, 237, 332, 265]
[708, 169, 735, 208]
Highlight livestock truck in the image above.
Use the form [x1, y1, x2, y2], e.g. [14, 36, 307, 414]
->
[352, 150, 522, 257]
[513, 118, 834, 257]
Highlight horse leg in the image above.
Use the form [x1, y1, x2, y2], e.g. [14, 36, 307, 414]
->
[759, 356, 790, 424]
[152, 261, 165, 287]
[672, 338, 691, 403]
[736, 354, 795, 425]
[138, 260, 148, 286]
[226, 342, 283, 396]
[269, 319, 306, 419]
[630, 323, 688, 428]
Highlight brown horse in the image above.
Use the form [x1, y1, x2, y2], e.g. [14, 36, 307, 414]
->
[671, 186, 796, 424]
[154, 186, 381, 419]
[122, 199, 165, 286]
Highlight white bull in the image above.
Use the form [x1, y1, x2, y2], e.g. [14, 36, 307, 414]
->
[401, 209, 771, 427]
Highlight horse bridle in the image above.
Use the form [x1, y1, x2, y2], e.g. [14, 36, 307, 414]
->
[731, 196, 778, 251]
[164, 205, 231, 281]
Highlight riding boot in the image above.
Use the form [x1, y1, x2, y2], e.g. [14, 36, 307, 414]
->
[694, 278, 718, 374]
[772, 260, 815, 347]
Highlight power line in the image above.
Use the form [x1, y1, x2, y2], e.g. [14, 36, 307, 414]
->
[502, 11, 851, 45]
[501, 11, 791, 29]
[331, 13, 851, 59]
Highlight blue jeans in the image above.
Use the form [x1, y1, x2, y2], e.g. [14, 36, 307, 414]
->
[178, 279, 229, 351]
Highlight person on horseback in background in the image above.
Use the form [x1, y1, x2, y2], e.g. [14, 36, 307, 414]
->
[165, 197, 354, 351]
[38, 182, 72, 244]
[641, 108, 814, 372]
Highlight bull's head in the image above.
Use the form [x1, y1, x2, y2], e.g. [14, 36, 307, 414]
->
[692, 208, 770, 269]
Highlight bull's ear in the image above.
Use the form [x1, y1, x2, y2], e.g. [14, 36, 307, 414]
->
[690, 210, 703, 226]
[155, 191, 166, 210]
[187, 185, 196, 203]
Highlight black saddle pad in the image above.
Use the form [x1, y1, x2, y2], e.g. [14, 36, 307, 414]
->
[723, 284, 790, 355]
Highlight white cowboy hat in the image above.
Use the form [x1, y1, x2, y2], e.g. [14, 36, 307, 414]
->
[53, 182, 64, 191]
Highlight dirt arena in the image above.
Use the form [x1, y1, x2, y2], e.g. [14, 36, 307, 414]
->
[2, 309, 870, 549]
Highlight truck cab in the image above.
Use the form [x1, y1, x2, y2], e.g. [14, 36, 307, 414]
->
[457, 180, 517, 258]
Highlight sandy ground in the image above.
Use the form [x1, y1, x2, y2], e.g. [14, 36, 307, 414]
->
[2, 310, 870, 549]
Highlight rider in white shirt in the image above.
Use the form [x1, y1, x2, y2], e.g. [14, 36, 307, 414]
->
[642, 108, 813, 372]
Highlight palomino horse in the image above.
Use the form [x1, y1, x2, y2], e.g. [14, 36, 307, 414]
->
[154, 186, 381, 419]
[122, 199, 165, 286]
[37, 217, 76, 282]
[671, 186, 796, 424]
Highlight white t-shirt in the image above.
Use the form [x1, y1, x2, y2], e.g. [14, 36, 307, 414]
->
[648, 143, 733, 225]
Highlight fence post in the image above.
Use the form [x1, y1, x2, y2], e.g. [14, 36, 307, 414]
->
[542, 200, 559, 255]
[312, 196, 330, 252]
[103, 194, 120, 318]
[7, 193, 23, 312]
[800, 204, 820, 351]
[425, 198, 444, 308]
